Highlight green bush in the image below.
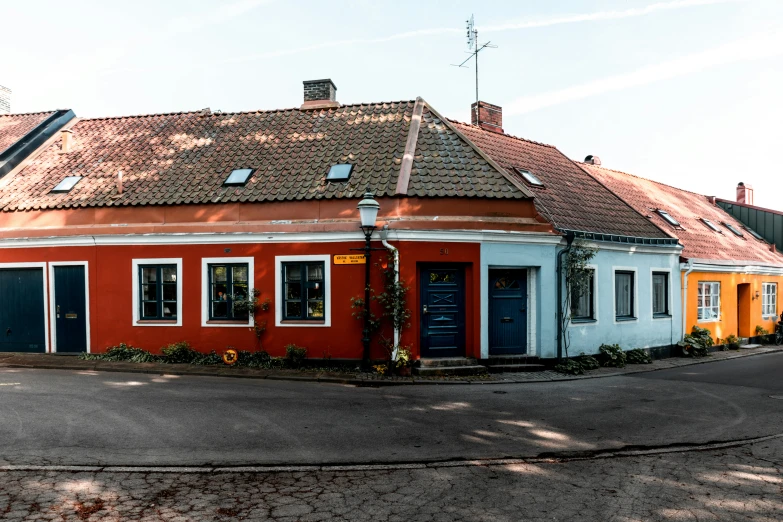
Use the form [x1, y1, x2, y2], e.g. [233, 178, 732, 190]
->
[79, 343, 159, 363]
[193, 350, 224, 366]
[236, 350, 273, 368]
[161, 341, 201, 364]
[626, 348, 652, 364]
[285, 344, 308, 368]
[678, 326, 713, 357]
[553, 359, 586, 375]
[576, 353, 600, 370]
[598, 344, 627, 367]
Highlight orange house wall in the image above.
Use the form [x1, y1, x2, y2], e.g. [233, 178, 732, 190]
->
[683, 271, 783, 340]
[0, 240, 481, 359]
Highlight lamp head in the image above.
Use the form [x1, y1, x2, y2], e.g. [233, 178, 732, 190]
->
[357, 191, 380, 230]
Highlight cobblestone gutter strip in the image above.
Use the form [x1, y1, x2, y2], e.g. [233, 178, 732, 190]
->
[1, 434, 780, 474]
[0, 346, 781, 386]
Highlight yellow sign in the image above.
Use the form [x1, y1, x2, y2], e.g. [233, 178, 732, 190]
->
[334, 255, 366, 265]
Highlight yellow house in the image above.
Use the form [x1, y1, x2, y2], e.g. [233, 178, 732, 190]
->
[582, 159, 783, 342]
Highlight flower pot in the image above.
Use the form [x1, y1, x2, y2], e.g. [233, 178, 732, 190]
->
[397, 366, 412, 377]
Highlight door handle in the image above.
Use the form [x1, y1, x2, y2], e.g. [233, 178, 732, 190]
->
[57, 305, 60, 314]
[423, 305, 429, 315]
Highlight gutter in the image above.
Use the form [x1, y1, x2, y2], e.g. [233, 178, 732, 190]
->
[380, 225, 400, 358]
[682, 260, 694, 339]
[0, 109, 75, 179]
[556, 231, 576, 360]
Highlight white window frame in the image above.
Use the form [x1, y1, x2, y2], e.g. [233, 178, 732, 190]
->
[697, 281, 721, 323]
[275, 254, 331, 327]
[201, 257, 255, 328]
[0, 262, 50, 353]
[570, 264, 598, 326]
[48, 261, 91, 353]
[762, 282, 777, 319]
[650, 268, 672, 320]
[131, 258, 183, 327]
[612, 266, 638, 323]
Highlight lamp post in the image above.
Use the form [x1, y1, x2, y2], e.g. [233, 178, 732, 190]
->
[357, 191, 380, 369]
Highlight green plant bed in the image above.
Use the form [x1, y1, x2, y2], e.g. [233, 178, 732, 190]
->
[553, 353, 600, 375]
[626, 348, 652, 364]
[598, 344, 627, 367]
[678, 326, 714, 357]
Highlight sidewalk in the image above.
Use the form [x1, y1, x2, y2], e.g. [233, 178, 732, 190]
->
[0, 345, 781, 386]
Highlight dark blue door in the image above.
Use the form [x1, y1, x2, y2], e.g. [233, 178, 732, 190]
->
[488, 269, 527, 355]
[0, 268, 46, 352]
[420, 266, 465, 358]
[54, 265, 87, 353]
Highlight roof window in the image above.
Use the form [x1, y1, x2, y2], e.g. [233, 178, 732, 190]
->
[51, 176, 82, 193]
[723, 222, 744, 237]
[700, 218, 722, 233]
[515, 168, 543, 187]
[326, 163, 353, 181]
[224, 168, 254, 186]
[743, 226, 764, 240]
[656, 210, 680, 227]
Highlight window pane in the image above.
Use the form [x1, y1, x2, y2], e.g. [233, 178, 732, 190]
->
[212, 266, 227, 283]
[162, 302, 177, 318]
[142, 267, 157, 283]
[307, 263, 323, 282]
[143, 302, 157, 318]
[213, 284, 228, 300]
[615, 273, 632, 317]
[286, 282, 301, 300]
[308, 285, 324, 300]
[162, 283, 176, 301]
[286, 265, 301, 282]
[308, 300, 324, 318]
[286, 301, 302, 318]
[162, 267, 177, 282]
[142, 284, 157, 301]
[653, 274, 666, 314]
[232, 265, 248, 283]
[212, 301, 228, 318]
[232, 283, 248, 300]
[571, 272, 592, 319]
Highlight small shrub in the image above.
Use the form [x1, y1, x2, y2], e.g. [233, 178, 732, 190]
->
[285, 344, 308, 368]
[724, 334, 740, 349]
[193, 350, 223, 365]
[80, 343, 158, 363]
[161, 341, 201, 364]
[626, 348, 652, 364]
[554, 359, 586, 375]
[678, 326, 713, 357]
[373, 364, 388, 375]
[598, 344, 627, 368]
[576, 353, 600, 370]
[236, 350, 272, 368]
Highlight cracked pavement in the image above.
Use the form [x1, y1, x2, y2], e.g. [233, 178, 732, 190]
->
[0, 438, 781, 521]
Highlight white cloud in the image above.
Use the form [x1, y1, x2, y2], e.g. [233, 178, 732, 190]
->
[506, 30, 783, 115]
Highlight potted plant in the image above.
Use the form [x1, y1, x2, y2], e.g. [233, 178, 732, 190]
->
[394, 347, 413, 377]
[724, 334, 740, 350]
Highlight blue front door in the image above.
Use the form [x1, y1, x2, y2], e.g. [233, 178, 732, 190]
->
[0, 268, 46, 352]
[488, 269, 527, 355]
[54, 265, 87, 353]
[420, 266, 465, 358]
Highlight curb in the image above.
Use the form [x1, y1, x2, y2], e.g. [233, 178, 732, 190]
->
[1, 346, 781, 386]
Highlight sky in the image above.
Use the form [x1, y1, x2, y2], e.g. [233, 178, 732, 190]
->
[2, 0, 781, 209]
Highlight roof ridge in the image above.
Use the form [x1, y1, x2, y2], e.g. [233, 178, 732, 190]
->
[0, 110, 59, 118]
[578, 162, 712, 199]
[74, 100, 420, 121]
[448, 119, 557, 149]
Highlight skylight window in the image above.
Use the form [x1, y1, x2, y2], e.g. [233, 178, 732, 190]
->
[723, 222, 744, 237]
[656, 210, 680, 227]
[700, 218, 721, 233]
[743, 226, 764, 240]
[515, 168, 543, 187]
[224, 168, 254, 186]
[326, 164, 353, 181]
[51, 176, 82, 193]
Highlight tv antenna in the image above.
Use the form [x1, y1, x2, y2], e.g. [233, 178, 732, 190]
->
[452, 15, 497, 124]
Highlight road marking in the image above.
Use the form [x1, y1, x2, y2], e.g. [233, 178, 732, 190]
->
[0, 383, 20, 386]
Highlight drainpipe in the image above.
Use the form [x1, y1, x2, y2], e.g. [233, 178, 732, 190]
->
[380, 225, 400, 359]
[681, 260, 694, 340]
[556, 231, 576, 361]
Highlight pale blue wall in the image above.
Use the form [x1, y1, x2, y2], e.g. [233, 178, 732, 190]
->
[566, 248, 683, 356]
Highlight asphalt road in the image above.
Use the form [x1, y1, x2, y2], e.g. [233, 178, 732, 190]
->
[0, 352, 781, 467]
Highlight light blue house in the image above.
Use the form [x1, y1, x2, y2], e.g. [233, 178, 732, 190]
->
[456, 113, 683, 360]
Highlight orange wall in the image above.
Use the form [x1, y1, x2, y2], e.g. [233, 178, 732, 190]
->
[0, 240, 480, 360]
[683, 271, 783, 340]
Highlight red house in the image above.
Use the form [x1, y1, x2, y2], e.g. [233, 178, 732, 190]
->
[0, 80, 555, 361]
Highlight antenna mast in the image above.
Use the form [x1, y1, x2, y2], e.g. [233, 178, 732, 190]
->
[452, 15, 497, 124]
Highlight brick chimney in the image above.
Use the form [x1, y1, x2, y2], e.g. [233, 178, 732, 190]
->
[471, 101, 503, 133]
[0, 85, 10, 114]
[584, 155, 602, 166]
[301, 79, 339, 110]
[736, 182, 754, 205]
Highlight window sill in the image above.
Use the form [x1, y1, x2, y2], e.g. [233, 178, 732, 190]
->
[653, 313, 672, 319]
[206, 319, 251, 325]
[697, 318, 720, 323]
[570, 318, 597, 324]
[136, 319, 177, 325]
[615, 316, 637, 322]
[280, 319, 326, 325]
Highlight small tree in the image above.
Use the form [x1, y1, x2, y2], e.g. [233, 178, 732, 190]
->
[561, 241, 596, 359]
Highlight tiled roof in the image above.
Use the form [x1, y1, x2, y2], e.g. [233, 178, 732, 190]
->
[0, 101, 528, 211]
[453, 122, 671, 239]
[0, 112, 55, 155]
[581, 163, 783, 266]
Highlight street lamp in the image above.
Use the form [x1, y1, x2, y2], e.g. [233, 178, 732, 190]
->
[357, 191, 380, 369]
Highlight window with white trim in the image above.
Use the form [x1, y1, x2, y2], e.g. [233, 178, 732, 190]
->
[762, 283, 777, 318]
[139, 265, 178, 320]
[282, 261, 325, 321]
[652, 272, 669, 316]
[697, 282, 720, 321]
[570, 269, 595, 321]
[615, 271, 635, 320]
[208, 263, 249, 321]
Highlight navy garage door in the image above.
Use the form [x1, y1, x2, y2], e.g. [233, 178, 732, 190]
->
[0, 268, 46, 352]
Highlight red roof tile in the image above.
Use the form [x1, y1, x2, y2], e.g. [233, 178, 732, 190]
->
[453, 122, 670, 239]
[0, 101, 530, 211]
[581, 163, 783, 267]
[0, 112, 56, 156]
